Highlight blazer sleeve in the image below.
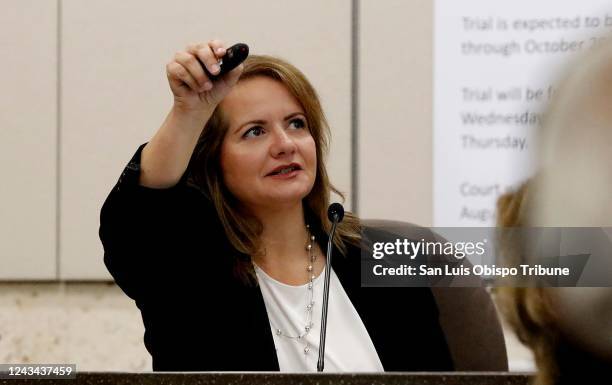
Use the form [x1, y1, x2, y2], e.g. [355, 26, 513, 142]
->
[99, 142, 199, 302]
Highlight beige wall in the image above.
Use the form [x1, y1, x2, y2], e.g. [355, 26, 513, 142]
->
[2, 0, 353, 280]
[0, 283, 151, 371]
[0, 0, 58, 279]
[359, 0, 434, 225]
[2, 0, 436, 281]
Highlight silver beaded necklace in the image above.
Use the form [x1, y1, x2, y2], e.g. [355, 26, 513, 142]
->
[267, 224, 318, 356]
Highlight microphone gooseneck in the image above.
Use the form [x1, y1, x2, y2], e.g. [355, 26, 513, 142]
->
[317, 203, 345, 372]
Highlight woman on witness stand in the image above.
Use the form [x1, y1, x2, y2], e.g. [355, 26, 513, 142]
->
[99, 40, 453, 372]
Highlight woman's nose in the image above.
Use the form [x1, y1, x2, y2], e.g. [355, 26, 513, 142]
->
[269, 127, 297, 157]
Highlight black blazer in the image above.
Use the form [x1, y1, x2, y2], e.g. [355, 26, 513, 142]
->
[99, 143, 454, 372]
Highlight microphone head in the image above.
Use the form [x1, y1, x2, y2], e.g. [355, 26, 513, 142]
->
[327, 203, 345, 223]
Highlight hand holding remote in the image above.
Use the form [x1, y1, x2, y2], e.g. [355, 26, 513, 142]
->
[199, 43, 249, 80]
[166, 40, 249, 114]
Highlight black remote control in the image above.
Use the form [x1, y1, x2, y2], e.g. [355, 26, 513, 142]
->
[200, 43, 249, 80]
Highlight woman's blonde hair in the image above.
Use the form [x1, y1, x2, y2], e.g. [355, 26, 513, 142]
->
[186, 54, 361, 284]
[495, 182, 561, 385]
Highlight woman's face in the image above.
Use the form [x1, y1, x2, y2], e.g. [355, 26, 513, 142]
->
[220, 76, 317, 212]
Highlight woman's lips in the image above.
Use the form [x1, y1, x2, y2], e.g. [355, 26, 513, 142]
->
[266, 169, 301, 179]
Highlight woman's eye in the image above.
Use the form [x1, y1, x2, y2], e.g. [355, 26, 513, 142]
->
[244, 126, 264, 138]
[289, 118, 306, 129]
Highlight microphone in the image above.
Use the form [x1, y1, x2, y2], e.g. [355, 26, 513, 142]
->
[317, 203, 345, 372]
[327, 202, 345, 223]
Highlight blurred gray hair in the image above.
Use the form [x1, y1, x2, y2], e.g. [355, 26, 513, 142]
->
[531, 33, 612, 363]
[533, 37, 612, 226]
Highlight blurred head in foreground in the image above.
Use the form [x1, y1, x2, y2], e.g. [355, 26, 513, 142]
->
[495, 35, 612, 385]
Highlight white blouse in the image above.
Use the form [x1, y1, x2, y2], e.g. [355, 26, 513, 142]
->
[254, 263, 384, 372]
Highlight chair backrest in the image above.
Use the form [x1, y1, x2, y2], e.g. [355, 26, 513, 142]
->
[361, 219, 508, 371]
